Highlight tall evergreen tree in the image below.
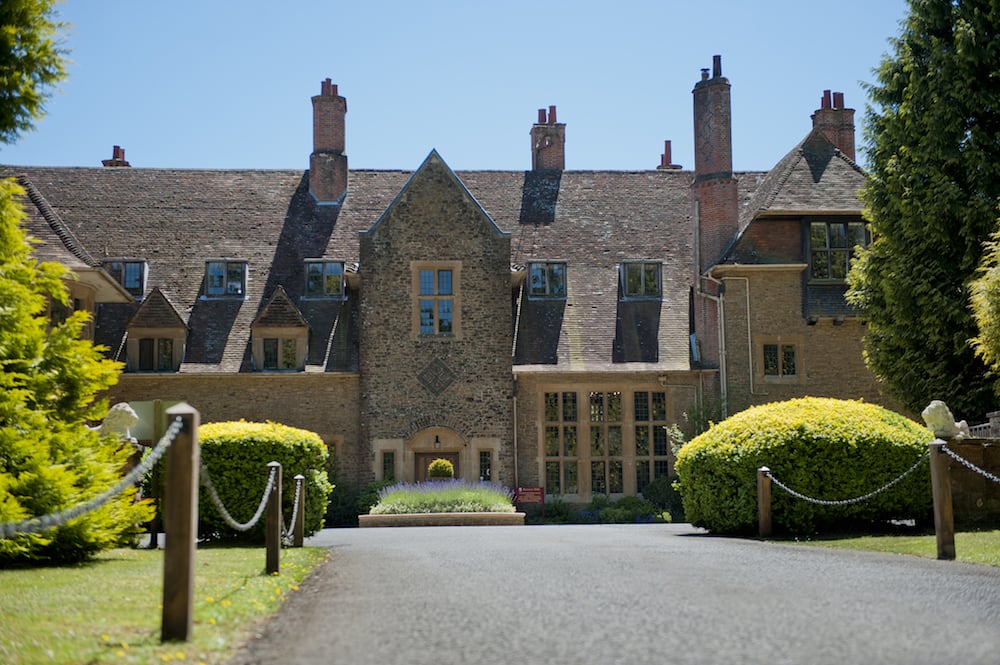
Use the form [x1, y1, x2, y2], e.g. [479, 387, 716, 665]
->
[847, 0, 1000, 419]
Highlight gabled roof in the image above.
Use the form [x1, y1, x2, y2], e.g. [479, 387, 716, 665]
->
[253, 286, 309, 328]
[738, 128, 865, 229]
[127, 287, 186, 330]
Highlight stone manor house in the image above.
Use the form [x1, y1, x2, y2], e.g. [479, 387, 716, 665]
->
[6, 55, 886, 500]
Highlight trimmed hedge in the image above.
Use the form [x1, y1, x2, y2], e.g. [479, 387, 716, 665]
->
[674, 398, 933, 534]
[198, 421, 333, 542]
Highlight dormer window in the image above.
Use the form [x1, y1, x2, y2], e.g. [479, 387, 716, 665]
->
[304, 260, 344, 299]
[620, 262, 661, 299]
[528, 262, 567, 299]
[809, 221, 869, 281]
[205, 260, 246, 298]
[104, 259, 146, 297]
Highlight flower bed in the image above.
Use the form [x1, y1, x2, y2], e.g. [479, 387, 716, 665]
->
[359, 480, 523, 527]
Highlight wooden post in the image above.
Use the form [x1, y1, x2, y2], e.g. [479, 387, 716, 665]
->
[161, 403, 200, 643]
[757, 466, 772, 538]
[265, 461, 282, 574]
[148, 399, 164, 549]
[929, 439, 956, 560]
[293, 474, 305, 548]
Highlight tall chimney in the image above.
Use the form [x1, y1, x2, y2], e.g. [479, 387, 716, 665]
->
[691, 54, 738, 272]
[530, 105, 565, 171]
[310, 78, 348, 204]
[811, 90, 856, 161]
[102, 145, 130, 167]
[657, 140, 682, 170]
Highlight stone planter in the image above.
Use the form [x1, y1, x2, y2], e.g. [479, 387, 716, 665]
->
[358, 512, 525, 528]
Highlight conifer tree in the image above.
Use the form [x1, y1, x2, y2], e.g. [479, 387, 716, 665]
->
[847, 0, 1000, 419]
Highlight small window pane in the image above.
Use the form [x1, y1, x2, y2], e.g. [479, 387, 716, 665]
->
[848, 223, 867, 248]
[419, 270, 435, 295]
[829, 223, 848, 248]
[544, 393, 559, 422]
[546, 462, 561, 493]
[306, 263, 324, 296]
[263, 338, 278, 369]
[608, 426, 622, 456]
[562, 392, 577, 421]
[636, 460, 651, 494]
[591, 428, 605, 456]
[545, 426, 560, 456]
[763, 344, 779, 376]
[564, 426, 577, 457]
[282, 339, 297, 369]
[625, 264, 643, 297]
[138, 338, 154, 370]
[636, 426, 650, 456]
[420, 300, 434, 334]
[609, 461, 623, 493]
[643, 263, 660, 296]
[226, 263, 244, 295]
[811, 252, 829, 279]
[383, 451, 396, 481]
[607, 392, 622, 421]
[124, 262, 143, 294]
[548, 263, 566, 296]
[810, 222, 828, 248]
[324, 262, 343, 296]
[652, 392, 667, 421]
[438, 300, 453, 333]
[437, 270, 453, 296]
[207, 262, 226, 295]
[654, 426, 669, 456]
[564, 461, 578, 494]
[479, 451, 492, 481]
[635, 392, 650, 421]
[653, 460, 670, 479]
[529, 264, 547, 296]
[781, 345, 797, 376]
[591, 462, 607, 495]
[157, 338, 173, 371]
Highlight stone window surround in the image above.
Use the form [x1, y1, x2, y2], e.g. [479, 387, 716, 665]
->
[755, 335, 805, 384]
[410, 260, 462, 339]
[251, 326, 308, 372]
[541, 386, 679, 498]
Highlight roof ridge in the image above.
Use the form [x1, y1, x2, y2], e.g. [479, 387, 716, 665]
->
[17, 174, 99, 267]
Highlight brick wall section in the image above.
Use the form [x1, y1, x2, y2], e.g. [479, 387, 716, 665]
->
[718, 269, 895, 413]
[358, 153, 515, 485]
[104, 372, 363, 481]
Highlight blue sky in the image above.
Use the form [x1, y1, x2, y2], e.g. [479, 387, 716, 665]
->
[1, 1, 909, 172]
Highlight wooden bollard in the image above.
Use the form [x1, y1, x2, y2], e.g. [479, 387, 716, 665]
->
[757, 466, 772, 538]
[929, 439, 956, 560]
[293, 474, 305, 548]
[265, 461, 282, 574]
[161, 403, 200, 643]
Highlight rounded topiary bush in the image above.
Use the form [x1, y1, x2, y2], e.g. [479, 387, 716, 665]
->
[427, 458, 454, 479]
[198, 421, 333, 542]
[674, 398, 933, 535]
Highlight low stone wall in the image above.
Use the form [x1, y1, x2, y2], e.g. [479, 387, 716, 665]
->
[358, 512, 525, 527]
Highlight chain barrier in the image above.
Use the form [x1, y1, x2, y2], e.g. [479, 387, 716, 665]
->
[0, 416, 185, 539]
[941, 445, 1000, 485]
[200, 462, 276, 532]
[766, 452, 929, 507]
[282, 478, 302, 545]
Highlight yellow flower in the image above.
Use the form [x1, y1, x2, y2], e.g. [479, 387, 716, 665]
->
[220, 600, 231, 607]
[205, 596, 215, 603]
[101, 634, 110, 642]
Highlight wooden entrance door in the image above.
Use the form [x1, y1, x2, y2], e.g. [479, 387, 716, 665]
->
[415, 452, 460, 482]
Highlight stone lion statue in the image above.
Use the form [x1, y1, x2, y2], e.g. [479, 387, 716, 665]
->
[921, 400, 970, 439]
[96, 402, 140, 444]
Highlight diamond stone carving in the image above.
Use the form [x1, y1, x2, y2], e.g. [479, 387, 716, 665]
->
[418, 358, 456, 395]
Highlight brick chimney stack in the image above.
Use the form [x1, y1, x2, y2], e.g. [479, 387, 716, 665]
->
[531, 105, 565, 171]
[657, 140, 682, 170]
[102, 145, 130, 167]
[691, 54, 738, 273]
[811, 89, 856, 161]
[310, 78, 348, 204]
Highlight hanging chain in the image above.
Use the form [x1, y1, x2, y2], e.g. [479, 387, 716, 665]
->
[282, 477, 303, 544]
[200, 463, 276, 532]
[941, 445, 1000, 485]
[766, 452, 929, 507]
[1, 416, 185, 539]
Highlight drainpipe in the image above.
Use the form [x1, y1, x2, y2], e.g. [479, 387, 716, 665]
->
[512, 377, 519, 488]
[700, 272, 727, 418]
[721, 276, 767, 400]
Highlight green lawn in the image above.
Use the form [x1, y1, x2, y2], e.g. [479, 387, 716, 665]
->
[793, 529, 1000, 566]
[0, 546, 328, 665]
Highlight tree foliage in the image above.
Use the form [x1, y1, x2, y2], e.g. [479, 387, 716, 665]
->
[847, 0, 1000, 419]
[0, 179, 149, 563]
[0, 0, 67, 144]
[969, 229, 1000, 373]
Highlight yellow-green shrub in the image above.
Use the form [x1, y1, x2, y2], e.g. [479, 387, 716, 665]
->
[674, 398, 932, 534]
[198, 421, 332, 542]
[427, 458, 454, 479]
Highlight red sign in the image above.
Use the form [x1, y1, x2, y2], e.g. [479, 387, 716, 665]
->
[515, 486, 545, 505]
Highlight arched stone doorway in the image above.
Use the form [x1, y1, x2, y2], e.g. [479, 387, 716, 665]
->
[406, 426, 467, 482]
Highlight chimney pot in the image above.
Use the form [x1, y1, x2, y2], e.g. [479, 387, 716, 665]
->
[548, 105, 557, 124]
[701, 68, 710, 81]
[833, 91, 844, 109]
[538, 108, 547, 124]
[822, 90, 832, 109]
[712, 55, 722, 78]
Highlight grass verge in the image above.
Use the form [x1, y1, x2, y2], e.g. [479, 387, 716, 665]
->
[794, 529, 1000, 567]
[0, 545, 328, 664]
